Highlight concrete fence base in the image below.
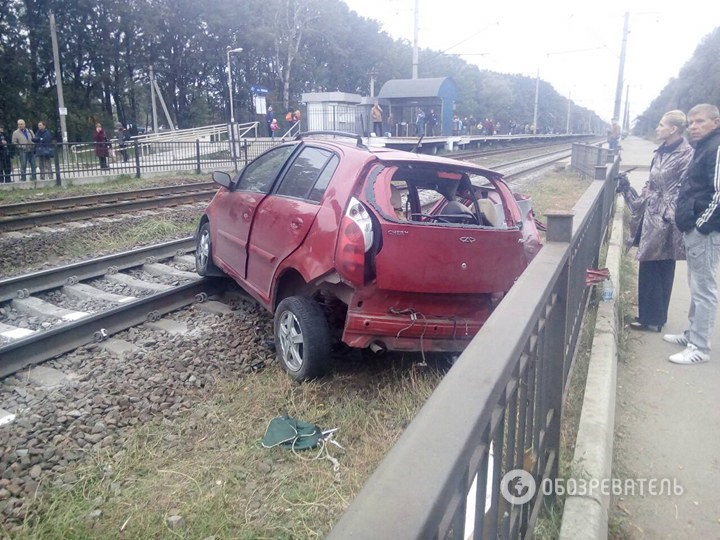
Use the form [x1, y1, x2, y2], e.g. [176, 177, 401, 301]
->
[559, 196, 624, 539]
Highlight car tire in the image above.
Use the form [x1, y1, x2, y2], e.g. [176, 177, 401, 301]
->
[196, 221, 220, 276]
[274, 296, 331, 381]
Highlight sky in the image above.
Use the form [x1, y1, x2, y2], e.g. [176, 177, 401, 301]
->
[341, 0, 720, 122]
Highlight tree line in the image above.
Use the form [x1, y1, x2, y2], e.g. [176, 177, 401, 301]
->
[7, 0, 685, 143]
[634, 27, 720, 136]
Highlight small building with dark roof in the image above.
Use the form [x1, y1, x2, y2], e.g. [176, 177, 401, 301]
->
[377, 77, 457, 136]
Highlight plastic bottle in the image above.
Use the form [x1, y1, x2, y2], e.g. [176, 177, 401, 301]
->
[602, 278, 613, 301]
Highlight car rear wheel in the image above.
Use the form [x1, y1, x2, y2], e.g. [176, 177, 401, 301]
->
[196, 222, 220, 276]
[274, 296, 331, 381]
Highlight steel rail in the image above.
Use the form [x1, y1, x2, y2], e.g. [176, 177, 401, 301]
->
[0, 182, 213, 217]
[0, 191, 216, 231]
[0, 237, 195, 302]
[0, 278, 223, 378]
[500, 150, 572, 180]
[446, 141, 574, 161]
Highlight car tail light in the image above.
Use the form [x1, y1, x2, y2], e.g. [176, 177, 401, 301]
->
[336, 197, 373, 285]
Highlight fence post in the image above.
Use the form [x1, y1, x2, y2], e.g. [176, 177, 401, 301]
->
[229, 121, 238, 171]
[545, 211, 574, 243]
[195, 139, 201, 174]
[53, 147, 61, 186]
[543, 211, 573, 489]
[133, 141, 141, 178]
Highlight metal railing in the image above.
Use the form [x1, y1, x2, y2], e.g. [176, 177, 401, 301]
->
[2, 137, 292, 185]
[329, 155, 620, 539]
[130, 123, 230, 145]
[570, 142, 611, 178]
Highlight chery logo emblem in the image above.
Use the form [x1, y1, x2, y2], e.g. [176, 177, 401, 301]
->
[459, 236, 476, 243]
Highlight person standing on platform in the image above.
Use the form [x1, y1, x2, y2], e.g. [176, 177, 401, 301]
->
[0, 124, 12, 183]
[93, 122, 110, 169]
[665, 104, 720, 364]
[116, 123, 130, 162]
[627, 110, 693, 333]
[427, 109, 437, 136]
[12, 119, 36, 181]
[33, 121, 54, 180]
[371, 101, 383, 136]
[415, 109, 425, 136]
[386, 112, 394, 136]
[265, 106, 275, 137]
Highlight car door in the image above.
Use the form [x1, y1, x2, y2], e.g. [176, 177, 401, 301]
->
[245, 147, 339, 301]
[212, 145, 297, 279]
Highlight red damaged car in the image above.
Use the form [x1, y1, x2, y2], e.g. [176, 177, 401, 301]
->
[196, 132, 541, 380]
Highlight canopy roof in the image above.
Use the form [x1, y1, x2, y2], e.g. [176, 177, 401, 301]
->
[377, 77, 457, 99]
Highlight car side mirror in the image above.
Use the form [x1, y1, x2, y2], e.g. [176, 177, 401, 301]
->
[211, 171, 233, 189]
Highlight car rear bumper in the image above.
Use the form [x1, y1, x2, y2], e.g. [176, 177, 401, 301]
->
[341, 290, 491, 351]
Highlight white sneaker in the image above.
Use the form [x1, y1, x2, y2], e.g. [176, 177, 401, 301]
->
[668, 343, 709, 365]
[663, 333, 688, 346]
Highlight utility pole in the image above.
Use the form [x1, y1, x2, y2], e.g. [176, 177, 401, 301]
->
[566, 91, 572, 134]
[613, 12, 629, 120]
[622, 84, 630, 134]
[226, 47, 243, 125]
[49, 13, 68, 163]
[152, 77, 176, 130]
[532, 69, 539, 134]
[149, 65, 159, 134]
[412, 0, 419, 79]
[368, 67, 378, 98]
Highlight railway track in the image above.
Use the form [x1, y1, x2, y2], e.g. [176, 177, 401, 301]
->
[0, 238, 226, 377]
[0, 183, 216, 232]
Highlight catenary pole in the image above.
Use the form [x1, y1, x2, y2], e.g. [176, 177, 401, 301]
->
[49, 13, 68, 164]
[613, 12, 629, 120]
[412, 0, 419, 79]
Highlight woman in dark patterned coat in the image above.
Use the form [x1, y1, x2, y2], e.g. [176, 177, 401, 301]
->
[93, 122, 110, 169]
[628, 110, 694, 332]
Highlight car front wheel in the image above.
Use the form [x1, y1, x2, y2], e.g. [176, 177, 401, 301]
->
[196, 221, 220, 276]
[274, 296, 331, 381]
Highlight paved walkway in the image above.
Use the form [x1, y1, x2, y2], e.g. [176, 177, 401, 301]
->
[612, 136, 720, 538]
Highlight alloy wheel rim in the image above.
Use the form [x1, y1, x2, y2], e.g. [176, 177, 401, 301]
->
[278, 311, 304, 371]
[198, 230, 210, 269]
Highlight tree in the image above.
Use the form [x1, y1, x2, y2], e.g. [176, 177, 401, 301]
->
[271, 0, 319, 111]
[636, 28, 720, 136]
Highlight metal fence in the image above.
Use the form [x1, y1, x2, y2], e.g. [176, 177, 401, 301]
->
[329, 153, 621, 539]
[2, 138, 289, 185]
[570, 142, 612, 178]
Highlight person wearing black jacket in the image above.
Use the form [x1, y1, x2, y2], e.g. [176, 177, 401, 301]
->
[0, 124, 12, 183]
[116, 123, 130, 162]
[664, 103, 720, 365]
[33, 121, 54, 180]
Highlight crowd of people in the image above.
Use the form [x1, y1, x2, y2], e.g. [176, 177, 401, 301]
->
[0, 119, 133, 182]
[257, 102, 545, 140]
[370, 106, 534, 138]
